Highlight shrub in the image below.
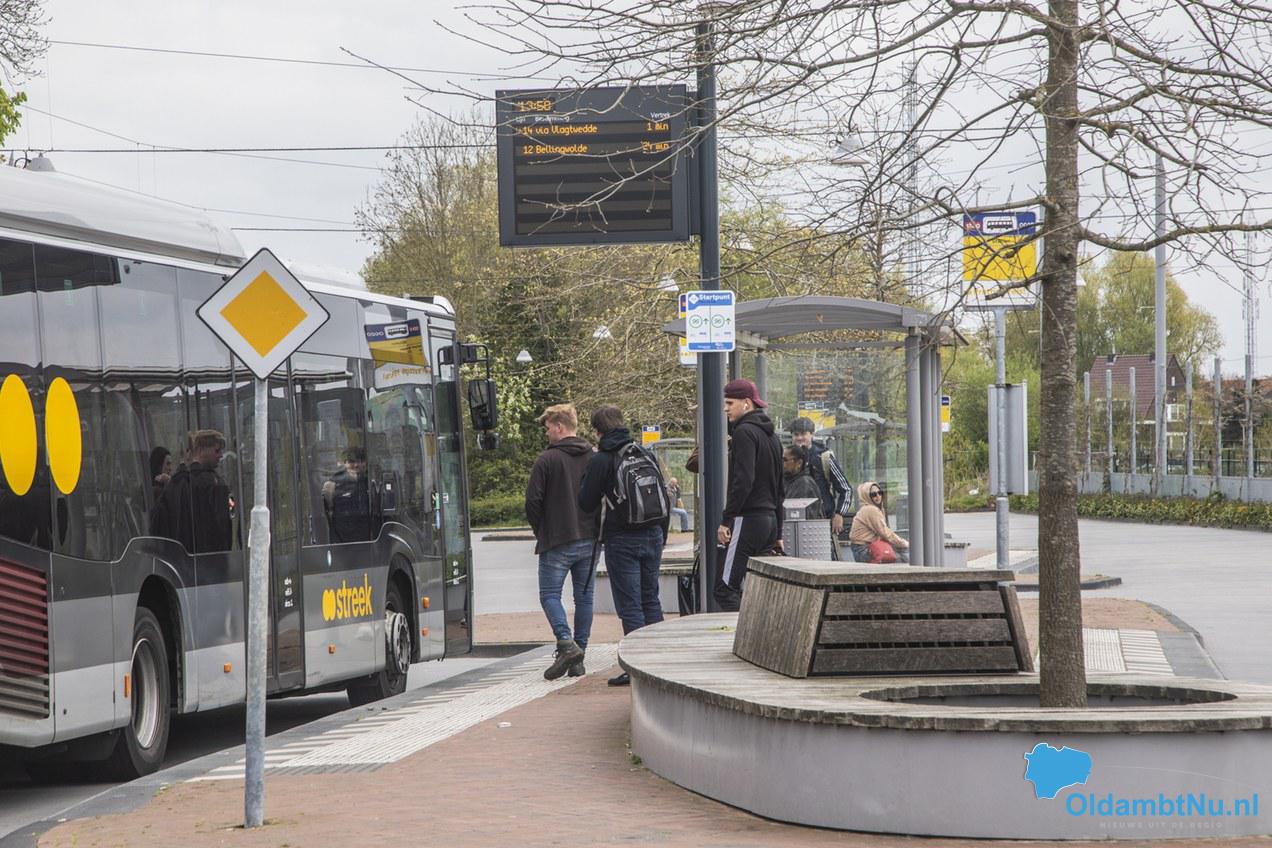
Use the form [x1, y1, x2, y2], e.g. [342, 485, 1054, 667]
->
[470, 493, 526, 528]
[1007, 492, 1272, 532]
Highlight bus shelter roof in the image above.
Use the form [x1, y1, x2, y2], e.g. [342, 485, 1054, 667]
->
[661, 296, 936, 349]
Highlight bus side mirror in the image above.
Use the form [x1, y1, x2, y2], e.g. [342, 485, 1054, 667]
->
[467, 379, 498, 436]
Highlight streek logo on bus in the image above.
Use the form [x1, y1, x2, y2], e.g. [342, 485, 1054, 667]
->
[321, 575, 374, 622]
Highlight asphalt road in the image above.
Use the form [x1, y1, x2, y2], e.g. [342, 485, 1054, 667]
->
[945, 511, 1272, 684]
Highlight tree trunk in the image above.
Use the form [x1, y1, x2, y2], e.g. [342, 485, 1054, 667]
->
[1038, 0, 1087, 708]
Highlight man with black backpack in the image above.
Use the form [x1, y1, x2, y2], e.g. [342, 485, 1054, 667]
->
[578, 404, 670, 686]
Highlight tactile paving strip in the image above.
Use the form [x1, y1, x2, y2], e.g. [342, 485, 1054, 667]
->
[1035, 628, 1175, 675]
[193, 644, 619, 780]
[1117, 628, 1174, 675]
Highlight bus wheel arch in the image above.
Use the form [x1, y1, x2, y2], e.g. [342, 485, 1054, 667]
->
[347, 561, 413, 707]
[135, 576, 182, 710]
[106, 602, 173, 778]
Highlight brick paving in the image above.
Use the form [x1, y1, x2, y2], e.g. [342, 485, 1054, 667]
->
[41, 659, 1266, 848]
[36, 597, 1247, 848]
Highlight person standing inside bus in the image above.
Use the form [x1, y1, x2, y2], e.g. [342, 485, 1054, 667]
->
[525, 403, 599, 681]
[578, 404, 669, 687]
[323, 445, 374, 542]
[154, 429, 233, 553]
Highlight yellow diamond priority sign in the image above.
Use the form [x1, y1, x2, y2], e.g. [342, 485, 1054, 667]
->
[197, 248, 329, 380]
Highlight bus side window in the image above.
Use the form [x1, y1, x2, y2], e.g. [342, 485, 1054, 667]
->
[99, 261, 184, 556]
[176, 269, 240, 554]
[35, 244, 115, 562]
[0, 238, 52, 550]
[294, 353, 371, 546]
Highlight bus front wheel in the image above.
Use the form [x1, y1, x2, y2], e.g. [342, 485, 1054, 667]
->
[106, 607, 172, 778]
[347, 581, 410, 707]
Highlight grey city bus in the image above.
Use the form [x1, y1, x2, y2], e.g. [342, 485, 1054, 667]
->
[0, 162, 484, 778]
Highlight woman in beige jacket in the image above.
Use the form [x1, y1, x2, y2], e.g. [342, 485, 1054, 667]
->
[847, 481, 910, 563]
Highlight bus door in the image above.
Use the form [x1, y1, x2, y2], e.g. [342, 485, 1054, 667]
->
[235, 373, 304, 692]
[428, 327, 472, 656]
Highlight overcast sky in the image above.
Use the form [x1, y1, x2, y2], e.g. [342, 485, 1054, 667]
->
[9, 0, 1270, 373]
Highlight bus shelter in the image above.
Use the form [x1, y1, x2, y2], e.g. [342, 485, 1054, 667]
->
[663, 296, 951, 568]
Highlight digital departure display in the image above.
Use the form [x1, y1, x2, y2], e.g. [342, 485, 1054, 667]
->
[496, 86, 692, 247]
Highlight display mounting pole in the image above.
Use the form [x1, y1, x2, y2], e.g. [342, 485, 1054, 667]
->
[697, 16, 726, 612]
[245, 377, 270, 828]
[994, 306, 1009, 569]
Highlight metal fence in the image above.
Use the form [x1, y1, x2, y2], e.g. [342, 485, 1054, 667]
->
[1075, 357, 1272, 502]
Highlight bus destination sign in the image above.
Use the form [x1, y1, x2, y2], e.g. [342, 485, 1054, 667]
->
[496, 86, 691, 247]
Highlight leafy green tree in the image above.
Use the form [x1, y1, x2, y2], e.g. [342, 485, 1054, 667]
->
[359, 115, 880, 503]
[1003, 252, 1221, 376]
[0, 85, 24, 146]
[1076, 252, 1221, 375]
[0, 0, 48, 149]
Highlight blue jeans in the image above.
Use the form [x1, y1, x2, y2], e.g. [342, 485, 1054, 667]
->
[670, 507, 690, 532]
[538, 538, 597, 650]
[603, 526, 665, 635]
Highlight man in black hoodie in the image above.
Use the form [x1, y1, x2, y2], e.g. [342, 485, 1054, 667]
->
[716, 379, 784, 611]
[526, 403, 599, 680]
[578, 404, 668, 686]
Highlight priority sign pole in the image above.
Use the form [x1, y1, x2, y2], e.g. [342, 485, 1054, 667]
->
[245, 376, 270, 828]
[194, 247, 329, 831]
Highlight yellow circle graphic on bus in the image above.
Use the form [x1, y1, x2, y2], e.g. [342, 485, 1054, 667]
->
[45, 377, 82, 495]
[0, 375, 37, 496]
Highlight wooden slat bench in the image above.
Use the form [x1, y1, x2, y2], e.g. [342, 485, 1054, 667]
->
[733, 557, 1033, 678]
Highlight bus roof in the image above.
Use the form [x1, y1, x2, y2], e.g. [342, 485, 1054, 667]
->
[0, 162, 454, 320]
[0, 162, 246, 267]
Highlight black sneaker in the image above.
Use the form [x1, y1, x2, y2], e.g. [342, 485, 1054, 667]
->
[544, 640, 584, 680]
[607, 671, 630, 687]
[567, 658, 585, 677]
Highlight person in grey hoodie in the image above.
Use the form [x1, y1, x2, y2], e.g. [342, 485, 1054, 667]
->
[525, 403, 599, 680]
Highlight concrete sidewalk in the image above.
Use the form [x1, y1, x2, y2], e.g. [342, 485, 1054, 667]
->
[34, 597, 1253, 848]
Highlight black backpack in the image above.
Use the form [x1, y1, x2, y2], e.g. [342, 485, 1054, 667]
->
[607, 442, 670, 529]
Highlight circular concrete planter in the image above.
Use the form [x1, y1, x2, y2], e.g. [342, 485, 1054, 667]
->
[621, 615, 1272, 840]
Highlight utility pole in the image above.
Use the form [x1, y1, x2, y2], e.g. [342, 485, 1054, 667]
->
[994, 307, 1009, 568]
[1153, 148, 1167, 494]
[1245, 231, 1257, 483]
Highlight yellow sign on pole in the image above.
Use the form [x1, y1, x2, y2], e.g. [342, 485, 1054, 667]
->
[642, 425, 662, 445]
[962, 212, 1038, 308]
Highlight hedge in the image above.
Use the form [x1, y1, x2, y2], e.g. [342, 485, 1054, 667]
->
[1006, 492, 1272, 532]
[470, 493, 526, 528]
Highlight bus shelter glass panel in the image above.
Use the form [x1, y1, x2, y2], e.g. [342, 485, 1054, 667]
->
[757, 347, 911, 536]
[650, 438, 695, 532]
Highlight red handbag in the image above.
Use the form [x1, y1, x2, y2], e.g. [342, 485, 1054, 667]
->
[867, 540, 898, 564]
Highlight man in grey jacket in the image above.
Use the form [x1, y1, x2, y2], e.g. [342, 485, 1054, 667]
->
[525, 403, 599, 680]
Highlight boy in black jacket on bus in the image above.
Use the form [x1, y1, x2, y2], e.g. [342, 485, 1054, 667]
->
[716, 379, 784, 611]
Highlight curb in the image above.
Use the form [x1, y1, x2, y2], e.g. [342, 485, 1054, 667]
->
[1013, 575, 1123, 592]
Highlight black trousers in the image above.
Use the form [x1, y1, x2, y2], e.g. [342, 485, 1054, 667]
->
[714, 512, 778, 612]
